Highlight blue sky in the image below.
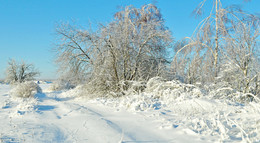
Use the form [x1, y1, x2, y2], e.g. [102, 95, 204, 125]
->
[0, 0, 259, 79]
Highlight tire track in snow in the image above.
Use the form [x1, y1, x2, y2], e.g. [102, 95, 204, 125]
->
[68, 101, 179, 142]
[35, 90, 132, 142]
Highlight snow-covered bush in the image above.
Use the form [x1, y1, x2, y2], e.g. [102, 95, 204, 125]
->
[93, 77, 204, 112]
[204, 82, 260, 103]
[10, 81, 42, 98]
[146, 77, 202, 98]
[68, 80, 146, 99]
[146, 76, 166, 91]
[62, 84, 92, 98]
[48, 79, 75, 91]
[118, 80, 146, 95]
[61, 83, 111, 99]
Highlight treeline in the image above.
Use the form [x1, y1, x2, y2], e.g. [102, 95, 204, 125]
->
[53, 1, 259, 96]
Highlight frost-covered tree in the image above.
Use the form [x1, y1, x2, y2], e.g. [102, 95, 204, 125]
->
[172, 0, 259, 88]
[93, 4, 172, 91]
[172, 0, 229, 84]
[55, 4, 172, 93]
[5, 59, 40, 84]
[220, 17, 259, 93]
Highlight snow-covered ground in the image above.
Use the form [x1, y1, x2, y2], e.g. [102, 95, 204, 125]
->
[0, 82, 260, 143]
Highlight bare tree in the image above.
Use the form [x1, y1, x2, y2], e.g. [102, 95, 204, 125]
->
[54, 22, 96, 85]
[5, 59, 40, 84]
[55, 4, 172, 93]
[95, 4, 172, 89]
[220, 15, 260, 93]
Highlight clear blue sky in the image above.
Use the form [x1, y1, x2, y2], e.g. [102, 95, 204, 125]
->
[0, 0, 259, 79]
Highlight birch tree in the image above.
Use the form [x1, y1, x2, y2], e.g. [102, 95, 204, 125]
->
[220, 15, 259, 93]
[172, 0, 259, 86]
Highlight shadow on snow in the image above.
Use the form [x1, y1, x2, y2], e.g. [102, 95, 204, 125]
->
[35, 92, 73, 102]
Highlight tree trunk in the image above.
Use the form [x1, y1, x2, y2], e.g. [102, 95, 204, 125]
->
[214, 0, 219, 78]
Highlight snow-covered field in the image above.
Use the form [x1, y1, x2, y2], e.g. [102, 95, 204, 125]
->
[0, 82, 260, 143]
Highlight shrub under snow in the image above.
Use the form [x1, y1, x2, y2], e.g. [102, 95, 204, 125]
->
[48, 79, 75, 91]
[146, 76, 202, 98]
[10, 81, 42, 98]
[203, 82, 260, 103]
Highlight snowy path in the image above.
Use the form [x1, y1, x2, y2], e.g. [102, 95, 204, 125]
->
[0, 84, 209, 143]
[32, 86, 206, 142]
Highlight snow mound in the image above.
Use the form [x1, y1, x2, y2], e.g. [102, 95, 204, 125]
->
[11, 97, 38, 117]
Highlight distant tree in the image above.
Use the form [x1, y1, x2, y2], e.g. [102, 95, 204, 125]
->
[5, 59, 40, 84]
[55, 4, 172, 93]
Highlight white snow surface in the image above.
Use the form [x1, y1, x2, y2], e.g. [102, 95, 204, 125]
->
[0, 82, 260, 143]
